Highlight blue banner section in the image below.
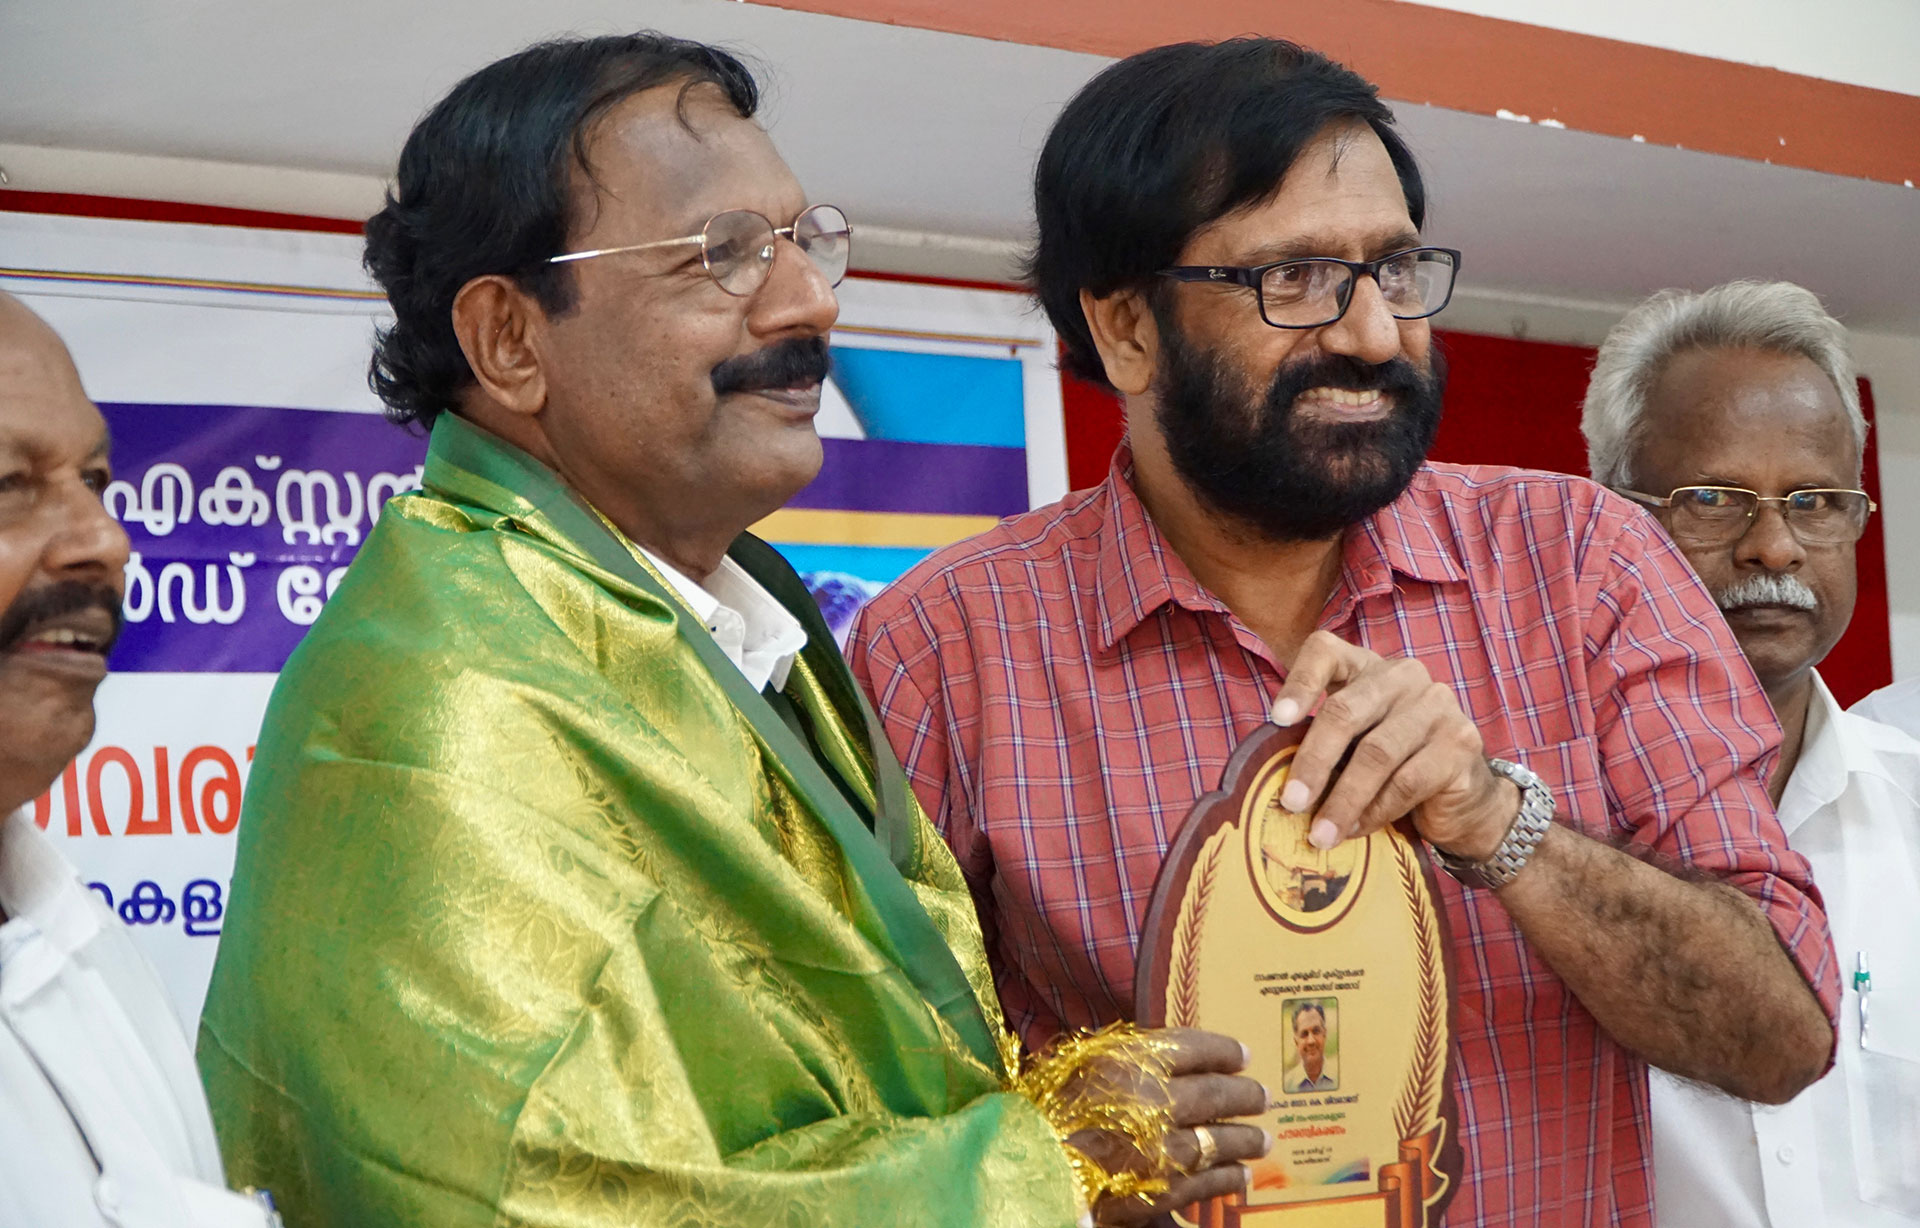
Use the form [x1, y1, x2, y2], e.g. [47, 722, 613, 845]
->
[776, 544, 934, 584]
[829, 349, 1026, 447]
[780, 544, 938, 643]
[100, 402, 428, 674]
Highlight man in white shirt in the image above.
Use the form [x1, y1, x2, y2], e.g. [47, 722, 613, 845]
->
[1584, 279, 1920, 1227]
[0, 291, 276, 1225]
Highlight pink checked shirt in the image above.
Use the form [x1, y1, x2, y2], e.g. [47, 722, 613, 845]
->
[846, 451, 1840, 1228]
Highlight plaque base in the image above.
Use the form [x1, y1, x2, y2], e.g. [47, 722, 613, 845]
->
[1176, 1121, 1449, 1227]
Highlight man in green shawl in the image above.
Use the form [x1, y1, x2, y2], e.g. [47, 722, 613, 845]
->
[197, 33, 1267, 1228]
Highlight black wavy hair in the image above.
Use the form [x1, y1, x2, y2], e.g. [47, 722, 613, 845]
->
[1030, 38, 1427, 387]
[364, 33, 759, 429]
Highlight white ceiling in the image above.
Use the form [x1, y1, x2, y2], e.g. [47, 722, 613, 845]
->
[3, 0, 1917, 333]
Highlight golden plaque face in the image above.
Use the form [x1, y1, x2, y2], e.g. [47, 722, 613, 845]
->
[1135, 723, 1462, 1227]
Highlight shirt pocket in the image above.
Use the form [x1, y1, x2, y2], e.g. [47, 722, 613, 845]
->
[1845, 1015, 1920, 1214]
[1841, 810, 1920, 1214]
[1505, 735, 1608, 839]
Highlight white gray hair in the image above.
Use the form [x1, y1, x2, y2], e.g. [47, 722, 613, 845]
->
[1581, 280, 1863, 490]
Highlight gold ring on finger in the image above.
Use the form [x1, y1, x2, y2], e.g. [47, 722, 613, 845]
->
[1191, 1124, 1220, 1171]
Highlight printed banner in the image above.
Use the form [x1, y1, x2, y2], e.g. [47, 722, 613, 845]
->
[1, 209, 1063, 1029]
[102, 403, 427, 672]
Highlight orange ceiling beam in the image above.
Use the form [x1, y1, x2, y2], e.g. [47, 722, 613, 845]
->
[748, 0, 1920, 188]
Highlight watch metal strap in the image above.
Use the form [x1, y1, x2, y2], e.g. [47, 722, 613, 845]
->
[1437, 757, 1555, 889]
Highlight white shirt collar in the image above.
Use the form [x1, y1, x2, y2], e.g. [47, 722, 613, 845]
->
[0, 809, 107, 1007]
[1, 807, 59, 919]
[0, 809, 100, 953]
[1778, 670, 1920, 835]
[638, 548, 809, 693]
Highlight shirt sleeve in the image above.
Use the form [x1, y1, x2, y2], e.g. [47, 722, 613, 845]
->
[1582, 505, 1842, 1037]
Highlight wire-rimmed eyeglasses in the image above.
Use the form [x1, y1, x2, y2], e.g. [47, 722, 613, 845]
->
[547, 203, 851, 297]
[1617, 485, 1876, 546]
[1159, 246, 1461, 330]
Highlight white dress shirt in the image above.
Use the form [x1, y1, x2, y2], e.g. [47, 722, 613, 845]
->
[639, 547, 809, 692]
[1851, 676, 1920, 733]
[0, 809, 275, 1227]
[1651, 672, 1920, 1227]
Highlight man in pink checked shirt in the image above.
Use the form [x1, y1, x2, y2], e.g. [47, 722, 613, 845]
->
[846, 38, 1838, 1228]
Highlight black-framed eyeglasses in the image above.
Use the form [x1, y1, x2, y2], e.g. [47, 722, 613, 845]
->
[1159, 246, 1461, 329]
[1617, 485, 1876, 546]
[547, 203, 851, 297]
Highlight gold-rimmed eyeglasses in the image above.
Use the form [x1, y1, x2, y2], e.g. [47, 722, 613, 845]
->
[547, 203, 851, 297]
[1618, 485, 1876, 546]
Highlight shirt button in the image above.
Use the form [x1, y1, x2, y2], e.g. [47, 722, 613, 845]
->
[1775, 1145, 1796, 1165]
[95, 1176, 121, 1214]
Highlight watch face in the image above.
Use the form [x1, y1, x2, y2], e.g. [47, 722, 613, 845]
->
[1437, 850, 1490, 889]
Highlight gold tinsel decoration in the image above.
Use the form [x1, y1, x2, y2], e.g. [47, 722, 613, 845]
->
[1003, 1023, 1182, 1213]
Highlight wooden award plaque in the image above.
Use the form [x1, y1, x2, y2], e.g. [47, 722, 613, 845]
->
[1135, 722, 1462, 1227]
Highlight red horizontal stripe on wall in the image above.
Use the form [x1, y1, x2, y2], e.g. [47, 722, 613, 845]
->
[0, 189, 364, 235]
[749, 0, 1920, 187]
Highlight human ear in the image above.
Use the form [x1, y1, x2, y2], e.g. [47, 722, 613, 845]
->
[450, 275, 550, 417]
[1080, 286, 1160, 397]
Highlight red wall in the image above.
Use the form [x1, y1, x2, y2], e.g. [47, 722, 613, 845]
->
[1060, 329, 1892, 706]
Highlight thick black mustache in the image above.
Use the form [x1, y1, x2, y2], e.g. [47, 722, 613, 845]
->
[1267, 352, 1432, 414]
[0, 580, 125, 654]
[710, 336, 831, 396]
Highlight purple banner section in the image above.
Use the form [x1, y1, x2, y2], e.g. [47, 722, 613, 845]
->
[789, 437, 1028, 516]
[96, 406, 1026, 674]
[98, 402, 428, 674]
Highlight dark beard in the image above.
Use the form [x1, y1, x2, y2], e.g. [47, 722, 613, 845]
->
[1152, 322, 1447, 542]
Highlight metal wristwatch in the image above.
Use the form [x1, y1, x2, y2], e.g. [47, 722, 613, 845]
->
[1435, 758, 1555, 889]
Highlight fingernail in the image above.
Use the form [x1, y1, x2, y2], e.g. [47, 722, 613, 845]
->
[1281, 780, 1310, 812]
[1239, 1040, 1252, 1067]
[1258, 1084, 1271, 1106]
[1242, 1164, 1254, 1192]
[1078, 1212, 1094, 1228]
[1270, 697, 1301, 726]
[1309, 818, 1341, 849]
[1260, 1128, 1275, 1155]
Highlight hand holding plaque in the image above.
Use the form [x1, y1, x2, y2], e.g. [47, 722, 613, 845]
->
[1266, 631, 1514, 860]
[1135, 715, 1462, 1228]
[1057, 1029, 1273, 1226]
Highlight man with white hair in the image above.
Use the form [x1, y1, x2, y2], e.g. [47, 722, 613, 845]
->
[1584, 279, 1920, 1228]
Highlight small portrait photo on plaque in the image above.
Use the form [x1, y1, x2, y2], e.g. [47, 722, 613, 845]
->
[1284, 996, 1340, 1094]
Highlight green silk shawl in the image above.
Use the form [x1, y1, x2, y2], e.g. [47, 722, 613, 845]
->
[196, 415, 1075, 1228]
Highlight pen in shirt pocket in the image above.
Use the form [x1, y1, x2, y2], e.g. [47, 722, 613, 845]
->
[1855, 950, 1871, 1048]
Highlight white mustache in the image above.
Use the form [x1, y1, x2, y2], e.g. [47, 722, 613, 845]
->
[1715, 573, 1819, 613]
